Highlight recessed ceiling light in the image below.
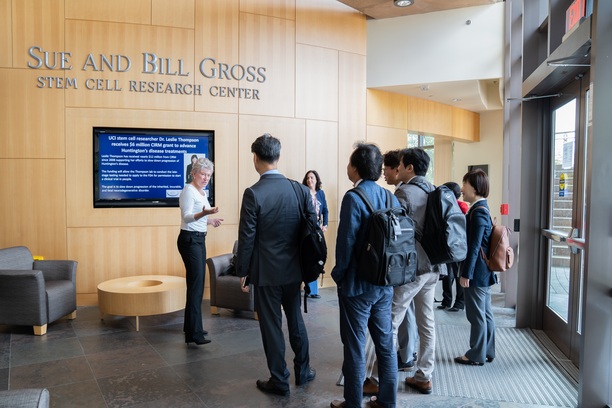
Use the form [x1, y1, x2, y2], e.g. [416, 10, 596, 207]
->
[452, 98, 462, 102]
[394, 0, 414, 7]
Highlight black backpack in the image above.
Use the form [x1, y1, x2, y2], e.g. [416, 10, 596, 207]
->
[290, 181, 327, 311]
[352, 187, 417, 287]
[410, 180, 467, 265]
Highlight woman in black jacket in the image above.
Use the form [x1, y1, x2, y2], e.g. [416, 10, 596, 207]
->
[455, 169, 496, 366]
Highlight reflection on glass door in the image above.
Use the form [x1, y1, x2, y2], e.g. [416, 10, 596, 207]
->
[546, 99, 576, 321]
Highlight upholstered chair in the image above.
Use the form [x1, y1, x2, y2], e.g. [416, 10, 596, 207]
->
[0, 246, 77, 335]
[207, 241, 257, 319]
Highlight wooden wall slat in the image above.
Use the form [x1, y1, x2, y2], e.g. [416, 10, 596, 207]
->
[0, 158, 67, 258]
[237, 116, 306, 200]
[434, 139, 453, 186]
[68, 226, 182, 294]
[0, 0, 11, 67]
[296, 44, 339, 121]
[0, 68, 65, 158]
[64, 20, 195, 111]
[194, 0, 240, 114]
[367, 89, 408, 130]
[365, 125, 407, 155]
[65, 0, 151, 25]
[306, 120, 339, 222]
[240, 0, 295, 20]
[406, 95, 453, 136]
[152, 0, 195, 29]
[338, 51, 367, 195]
[452, 106, 480, 142]
[296, 0, 366, 55]
[238, 13, 295, 117]
[12, 0, 64, 69]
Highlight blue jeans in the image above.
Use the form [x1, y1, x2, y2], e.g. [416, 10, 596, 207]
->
[307, 280, 318, 295]
[338, 286, 397, 408]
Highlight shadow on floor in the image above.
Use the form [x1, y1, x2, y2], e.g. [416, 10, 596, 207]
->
[0, 285, 574, 408]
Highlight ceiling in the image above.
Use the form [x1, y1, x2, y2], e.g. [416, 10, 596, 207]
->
[337, 0, 505, 112]
[337, 0, 501, 20]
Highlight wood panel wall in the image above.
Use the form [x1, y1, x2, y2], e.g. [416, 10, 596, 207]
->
[365, 89, 479, 189]
[0, 0, 365, 299]
[1, 0, 479, 301]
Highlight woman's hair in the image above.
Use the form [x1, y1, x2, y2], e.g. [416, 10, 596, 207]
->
[350, 143, 383, 181]
[462, 169, 489, 198]
[190, 154, 198, 162]
[302, 170, 322, 191]
[191, 157, 214, 175]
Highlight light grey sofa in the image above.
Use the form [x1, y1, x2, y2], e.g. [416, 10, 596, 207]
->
[207, 241, 257, 319]
[0, 246, 77, 335]
[0, 388, 49, 408]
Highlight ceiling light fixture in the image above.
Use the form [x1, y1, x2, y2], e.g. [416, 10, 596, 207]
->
[394, 0, 414, 7]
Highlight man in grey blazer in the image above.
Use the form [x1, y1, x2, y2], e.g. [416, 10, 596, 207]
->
[393, 147, 445, 395]
[236, 133, 316, 397]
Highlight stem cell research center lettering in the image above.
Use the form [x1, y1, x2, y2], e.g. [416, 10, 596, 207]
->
[26, 46, 267, 100]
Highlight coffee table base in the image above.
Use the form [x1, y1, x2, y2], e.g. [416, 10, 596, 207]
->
[97, 275, 186, 331]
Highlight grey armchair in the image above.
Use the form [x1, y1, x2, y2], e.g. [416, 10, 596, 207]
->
[0, 388, 50, 408]
[0, 246, 77, 335]
[207, 241, 257, 319]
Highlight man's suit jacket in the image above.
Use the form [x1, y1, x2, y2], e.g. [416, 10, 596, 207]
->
[332, 180, 400, 297]
[461, 200, 495, 287]
[236, 173, 314, 286]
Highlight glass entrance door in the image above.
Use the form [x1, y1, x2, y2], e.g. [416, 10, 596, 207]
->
[541, 79, 588, 364]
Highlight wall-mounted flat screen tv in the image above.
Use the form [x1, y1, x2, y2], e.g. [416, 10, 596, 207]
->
[93, 127, 215, 208]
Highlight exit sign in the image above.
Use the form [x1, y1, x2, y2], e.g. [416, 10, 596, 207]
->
[566, 0, 585, 33]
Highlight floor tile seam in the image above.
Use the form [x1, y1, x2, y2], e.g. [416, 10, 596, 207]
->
[78, 338, 107, 398]
[166, 361, 210, 407]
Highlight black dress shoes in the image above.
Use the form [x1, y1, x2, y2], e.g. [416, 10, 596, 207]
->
[296, 368, 316, 385]
[256, 379, 289, 396]
[454, 355, 484, 366]
[185, 337, 211, 346]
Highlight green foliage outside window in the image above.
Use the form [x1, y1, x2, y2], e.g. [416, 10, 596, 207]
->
[407, 133, 434, 183]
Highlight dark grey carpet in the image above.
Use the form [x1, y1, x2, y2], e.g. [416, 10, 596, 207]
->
[434, 325, 578, 407]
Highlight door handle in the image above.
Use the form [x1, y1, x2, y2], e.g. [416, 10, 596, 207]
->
[565, 228, 585, 253]
[542, 228, 585, 253]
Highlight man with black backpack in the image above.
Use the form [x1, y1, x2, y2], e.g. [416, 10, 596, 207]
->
[330, 143, 398, 408]
[393, 148, 446, 395]
[384, 150, 419, 370]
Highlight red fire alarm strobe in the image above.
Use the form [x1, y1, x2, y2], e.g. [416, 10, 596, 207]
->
[500, 203, 509, 215]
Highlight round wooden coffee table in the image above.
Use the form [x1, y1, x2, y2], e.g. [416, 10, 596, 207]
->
[97, 275, 186, 331]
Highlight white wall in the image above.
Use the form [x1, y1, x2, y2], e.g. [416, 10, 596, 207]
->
[367, 3, 505, 87]
[452, 110, 504, 219]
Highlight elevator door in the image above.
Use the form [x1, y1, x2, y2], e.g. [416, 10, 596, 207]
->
[541, 79, 588, 364]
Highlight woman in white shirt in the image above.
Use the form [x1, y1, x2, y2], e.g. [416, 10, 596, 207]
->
[177, 158, 223, 346]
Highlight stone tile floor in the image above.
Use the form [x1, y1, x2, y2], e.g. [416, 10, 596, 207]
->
[0, 285, 569, 407]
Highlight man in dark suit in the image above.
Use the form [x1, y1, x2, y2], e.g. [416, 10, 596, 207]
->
[236, 133, 316, 397]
